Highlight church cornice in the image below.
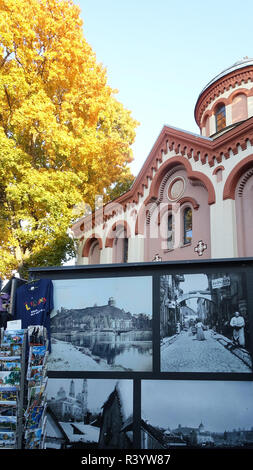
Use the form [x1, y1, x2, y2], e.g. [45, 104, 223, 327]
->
[72, 118, 253, 235]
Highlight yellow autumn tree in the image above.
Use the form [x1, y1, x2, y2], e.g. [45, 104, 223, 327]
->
[0, 0, 138, 278]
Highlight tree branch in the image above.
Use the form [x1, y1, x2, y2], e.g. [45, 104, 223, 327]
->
[0, 50, 11, 68]
[4, 85, 12, 113]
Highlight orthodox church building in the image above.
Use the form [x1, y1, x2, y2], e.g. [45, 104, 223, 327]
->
[72, 58, 253, 264]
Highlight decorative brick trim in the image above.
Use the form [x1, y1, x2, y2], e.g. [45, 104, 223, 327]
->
[178, 196, 200, 210]
[145, 156, 215, 206]
[201, 88, 253, 127]
[82, 235, 103, 257]
[212, 165, 225, 175]
[227, 87, 253, 104]
[105, 220, 131, 248]
[195, 66, 253, 125]
[72, 118, 253, 235]
[223, 154, 253, 200]
[135, 196, 200, 235]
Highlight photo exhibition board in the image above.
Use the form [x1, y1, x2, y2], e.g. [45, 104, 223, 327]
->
[29, 258, 253, 450]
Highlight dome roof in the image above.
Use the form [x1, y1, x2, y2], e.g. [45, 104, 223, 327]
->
[199, 57, 253, 97]
[194, 57, 253, 128]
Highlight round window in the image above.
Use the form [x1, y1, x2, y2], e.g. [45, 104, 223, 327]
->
[168, 177, 185, 201]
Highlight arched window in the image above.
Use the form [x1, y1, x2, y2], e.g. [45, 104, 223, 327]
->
[232, 93, 248, 123]
[215, 103, 226, 132]
[113, 228, 128, 263]
[183, 207, 192, 245]
[168, 214, 174, 249]
[88, 240, 100, 264]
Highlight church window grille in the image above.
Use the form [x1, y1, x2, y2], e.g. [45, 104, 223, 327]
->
[183, 207, 192, 245]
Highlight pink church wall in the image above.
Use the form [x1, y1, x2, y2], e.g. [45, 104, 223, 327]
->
[88, 240, 101, 264]
[235, 172, 253, 257]
[204, 115, 210, 137]
[113, 237, 125, 263]
[232, 94, 248, 123]
[144, 168, 211, 261]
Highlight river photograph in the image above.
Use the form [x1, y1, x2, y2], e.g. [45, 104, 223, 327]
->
[48, 276, 153, 372]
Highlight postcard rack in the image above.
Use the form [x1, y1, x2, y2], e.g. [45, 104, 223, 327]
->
[0, 326, 48, 449]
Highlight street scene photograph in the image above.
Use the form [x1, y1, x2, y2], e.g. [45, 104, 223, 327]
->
[45, 378, 133, 449]
[160, 272, 252, 373]
[48, 276, 152, 372]
[141, 380, 253, 449]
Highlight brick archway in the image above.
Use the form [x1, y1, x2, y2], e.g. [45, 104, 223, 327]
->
[105, 220, 131, 248]
[145, 157, 215, 206]
[82, 235, 103, 257]
[223, 154, 253, 200]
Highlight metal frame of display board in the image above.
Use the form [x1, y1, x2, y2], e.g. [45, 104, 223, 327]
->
[16, 330, 27, 449]
[27, 257, 253, 451]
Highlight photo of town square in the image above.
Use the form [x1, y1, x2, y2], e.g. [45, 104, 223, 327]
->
[45, 378, 133, 449]
[141, 380, 253, 449]
[160, 272, 252, 373]
[48, 276, 152, 371]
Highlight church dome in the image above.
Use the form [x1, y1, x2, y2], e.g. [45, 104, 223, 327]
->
[194, 57, 253, 138]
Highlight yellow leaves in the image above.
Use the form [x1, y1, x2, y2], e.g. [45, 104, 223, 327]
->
[0, 0, 138, 276]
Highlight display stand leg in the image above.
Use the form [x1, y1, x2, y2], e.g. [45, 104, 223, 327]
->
[16, 330, 27, 449]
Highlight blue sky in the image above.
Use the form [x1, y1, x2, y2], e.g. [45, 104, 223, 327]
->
[75, 0, 253, 176]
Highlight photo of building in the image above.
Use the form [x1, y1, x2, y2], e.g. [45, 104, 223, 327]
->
[45, 379, 133, 449]
[141, 380, 253, 449]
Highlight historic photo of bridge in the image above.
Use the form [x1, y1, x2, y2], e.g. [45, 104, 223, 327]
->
[160, 272, 252, 373]
[48, 276, 152, 372]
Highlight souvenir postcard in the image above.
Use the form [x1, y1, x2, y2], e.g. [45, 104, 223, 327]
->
[0, 416, 17, 431]
[26, 395, 46, 421]
[11, 344, 22, 356]
[25, 428, 42, 449]
[0, 371, 21, 388]
[25, 406, 45, 430]
[28, 326, 47, 346]
[27, 365, 45, 383]
[1, 361, 21, 372]
[0, 388, 17, 405]
[0, 404, 17, 416]
[27, 381, 47, 409]
[0, 356, 20, 362]
[0, 345, 12, 357]
[2, 330, 25, 345]
[28, 345, 47, 367]
[0, 431, 16, 448]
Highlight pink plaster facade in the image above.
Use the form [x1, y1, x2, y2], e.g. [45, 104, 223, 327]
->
[235, 170, 253, 257]
[143, 168, 211, 261]
[72, 58, 253, 265]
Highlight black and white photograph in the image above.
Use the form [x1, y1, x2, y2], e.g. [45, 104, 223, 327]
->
[160, 272, 252, 373]
[45, 378, 133, 449]
[48, 276, 152, 371]
[141, 380, 253, 449]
